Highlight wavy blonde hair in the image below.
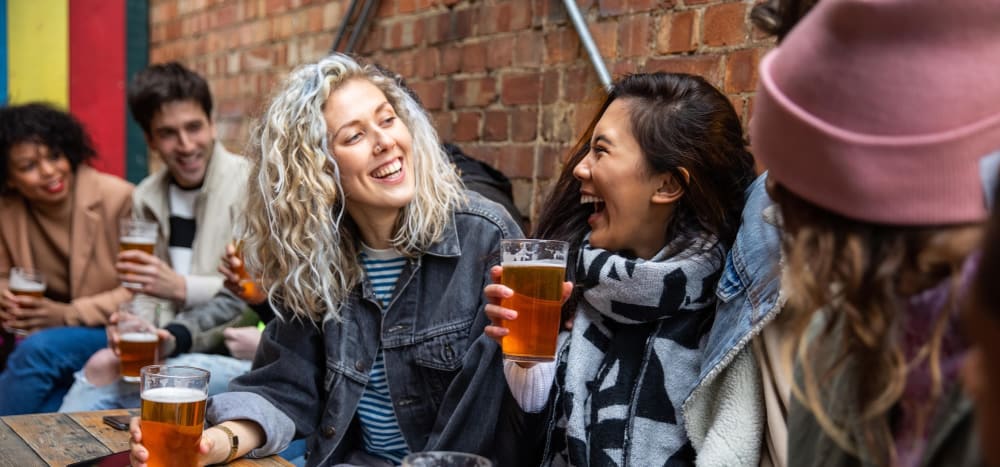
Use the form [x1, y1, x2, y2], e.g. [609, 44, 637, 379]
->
[241, 53, 464, 322]
[771, 182, 981, 465]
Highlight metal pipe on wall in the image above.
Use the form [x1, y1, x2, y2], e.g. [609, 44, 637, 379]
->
[562, 0, 613, 92]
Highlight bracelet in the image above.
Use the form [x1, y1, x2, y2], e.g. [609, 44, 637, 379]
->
[214, 424, 240, 464]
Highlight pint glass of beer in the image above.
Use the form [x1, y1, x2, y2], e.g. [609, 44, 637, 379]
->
[120, 219, 158, 287]
[499, 239, 569, 363]
[118, 301, 159, 383]
[4, 267, 47, 335]
[140, 365, 210, 467]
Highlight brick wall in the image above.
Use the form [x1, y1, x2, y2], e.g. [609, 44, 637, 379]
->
[149, 0, 772, 223]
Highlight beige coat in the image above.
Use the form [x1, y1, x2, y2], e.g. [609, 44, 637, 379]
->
[0, 165, 134, 326]
[131, 142, 249, 308]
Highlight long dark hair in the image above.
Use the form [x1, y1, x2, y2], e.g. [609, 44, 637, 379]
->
[534, 72, 755, 255]
[0, 103, 96, 195]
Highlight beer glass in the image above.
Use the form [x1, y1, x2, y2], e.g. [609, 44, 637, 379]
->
[4, 267, 47, 335]
[118, 300, 159, 383]
[120, 218, 158, 288]
[140, 365, 210, 467]
[402, 452, 492, 467]
[232, 240, 266, 303]
[229, 205, 265, 303]
[499, 239, 569, 362]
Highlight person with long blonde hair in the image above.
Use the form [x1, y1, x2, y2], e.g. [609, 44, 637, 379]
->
[128, 53, 522, 467]
[751, 0, 1000, 465]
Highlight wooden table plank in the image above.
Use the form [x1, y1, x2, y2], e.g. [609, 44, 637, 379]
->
[3, 409, 293, 466]
[230, 456, 294, 467]
[67, 409, 137, 454]
[2, 412, 111, 465]
[0, 418, 46, 467]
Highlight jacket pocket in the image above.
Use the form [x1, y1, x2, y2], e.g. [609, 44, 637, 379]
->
[715, 255, 745, 303]
[412, 321, 473, 407]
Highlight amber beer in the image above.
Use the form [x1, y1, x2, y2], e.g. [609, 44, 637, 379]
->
[232, 240, 266, 302]
[119, 236, 156, 256]
[5, 268, 46, 335]
[120, 332, 158, 381]
[8, 268, 46, 298]
[141, 387, 207, 467]
[8, 282, 45, 298]
[141, 366, 210, 467]
[499, 239, 569, 363]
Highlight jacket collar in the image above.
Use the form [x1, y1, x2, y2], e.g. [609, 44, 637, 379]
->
[421, 211, 461, 258]
[68, 166, 105, 297]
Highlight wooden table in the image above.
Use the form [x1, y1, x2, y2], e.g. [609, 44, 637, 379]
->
[0, 408, 292, 466]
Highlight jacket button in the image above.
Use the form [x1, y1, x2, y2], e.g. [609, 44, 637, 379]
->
[321, 426, 336, 438]
[355, 360, 366, 372]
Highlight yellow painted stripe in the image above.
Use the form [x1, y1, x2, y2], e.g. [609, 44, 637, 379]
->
[8, 0, 68, 107]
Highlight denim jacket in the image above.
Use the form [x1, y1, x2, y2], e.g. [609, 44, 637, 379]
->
[683, 174, 784, 466]
[206, 192, 522, 466]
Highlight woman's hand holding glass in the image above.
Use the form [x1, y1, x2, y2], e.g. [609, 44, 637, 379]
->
[483, 265, 574, 367]
[0, 290, 72, 333]
[129, 417, 264, 467]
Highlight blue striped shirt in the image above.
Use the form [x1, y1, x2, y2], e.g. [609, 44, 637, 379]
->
[358, 245, 409, 464]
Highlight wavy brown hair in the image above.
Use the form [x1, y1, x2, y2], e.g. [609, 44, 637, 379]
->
[771, 182, 981, 465]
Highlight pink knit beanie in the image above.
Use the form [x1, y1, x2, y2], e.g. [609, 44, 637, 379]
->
[751, 0, 1000, 225]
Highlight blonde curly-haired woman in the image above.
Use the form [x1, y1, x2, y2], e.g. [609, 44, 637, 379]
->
[128, 54, 522, 467]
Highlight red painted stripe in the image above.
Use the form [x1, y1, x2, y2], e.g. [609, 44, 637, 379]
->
[69, 0, 126, 177]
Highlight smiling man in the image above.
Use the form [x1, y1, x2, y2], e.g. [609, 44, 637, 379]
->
[123, 63, 249, 313]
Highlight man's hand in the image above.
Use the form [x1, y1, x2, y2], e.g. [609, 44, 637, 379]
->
[118, 250, 186, 302]
[219, 243, 267, 305]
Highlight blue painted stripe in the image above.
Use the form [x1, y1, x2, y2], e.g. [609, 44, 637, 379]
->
[0, 0, 7, 104]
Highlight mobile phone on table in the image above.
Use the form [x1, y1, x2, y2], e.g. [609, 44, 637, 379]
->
[66, 450, 130, 466]
[102, 414, 132, 431]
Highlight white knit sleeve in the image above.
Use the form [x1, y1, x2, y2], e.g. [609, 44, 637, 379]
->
[503, 359, 556, 413]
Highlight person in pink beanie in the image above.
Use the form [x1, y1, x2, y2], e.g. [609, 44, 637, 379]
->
[752, 0, 1000, 466]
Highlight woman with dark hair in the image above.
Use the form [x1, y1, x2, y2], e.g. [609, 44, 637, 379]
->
[0, 103, 134, 414]
[486, 72, 755, 466]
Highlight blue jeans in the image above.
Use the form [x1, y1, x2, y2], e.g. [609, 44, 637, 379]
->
[59, 353, 252, 411]
[0, 326, 107, 415]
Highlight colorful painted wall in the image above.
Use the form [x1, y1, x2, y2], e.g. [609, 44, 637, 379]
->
[1, 0, 149, 183]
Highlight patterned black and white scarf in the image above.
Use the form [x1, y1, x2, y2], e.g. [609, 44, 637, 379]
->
[543, 232, 725, 467]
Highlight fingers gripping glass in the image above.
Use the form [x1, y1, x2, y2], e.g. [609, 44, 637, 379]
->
[499, 239, 569, 363]
[4, 267, 46, 335]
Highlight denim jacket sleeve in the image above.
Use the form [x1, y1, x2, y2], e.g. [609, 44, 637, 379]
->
[207, 312, 326, 456]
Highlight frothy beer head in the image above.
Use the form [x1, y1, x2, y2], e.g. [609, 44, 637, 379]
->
[121, 332, 158, 343]
[142, 386, 206, 404]
[8, 273, 45, 296]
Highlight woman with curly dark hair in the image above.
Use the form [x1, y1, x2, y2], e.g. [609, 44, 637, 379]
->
[0, 103, 134, 414]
